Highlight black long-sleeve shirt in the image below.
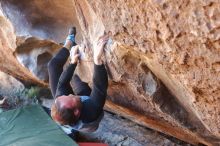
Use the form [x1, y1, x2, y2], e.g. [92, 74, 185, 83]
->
[48, 48, 108, 123]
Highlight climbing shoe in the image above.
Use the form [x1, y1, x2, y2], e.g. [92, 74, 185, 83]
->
[69, 27, 76, 36]
[65, 27, 77, 46]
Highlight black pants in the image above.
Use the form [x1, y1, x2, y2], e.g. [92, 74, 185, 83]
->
[47, 48, 91, 97]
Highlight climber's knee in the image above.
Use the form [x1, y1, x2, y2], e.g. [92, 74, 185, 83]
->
[47, 58, 58, 70]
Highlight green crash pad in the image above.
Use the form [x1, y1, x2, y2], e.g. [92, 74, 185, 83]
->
[0, 104, 78, 146]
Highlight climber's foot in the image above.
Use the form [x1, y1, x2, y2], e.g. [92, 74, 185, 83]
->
[64, 27, 77, 49]
[69, 27, 76, 36]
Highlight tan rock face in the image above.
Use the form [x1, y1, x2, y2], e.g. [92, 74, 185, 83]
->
[16, 36, 61, 81]
[0, 8, 45, 86]
[1, 0, 82, 42]
[0, 0, 219, 145]
[73, 0, 220, 145]
[0, 71, 24, 94]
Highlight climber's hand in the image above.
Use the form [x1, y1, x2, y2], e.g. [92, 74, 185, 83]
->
[70, 45, 80, 64]
[93, 35, 109, 65]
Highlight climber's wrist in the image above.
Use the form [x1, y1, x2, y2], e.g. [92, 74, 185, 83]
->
[70, 58, 79, 64]
[94, 58, 103, 65]
[70, 59, 77, 64]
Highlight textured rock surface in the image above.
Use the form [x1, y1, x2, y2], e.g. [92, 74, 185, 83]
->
[1, 0, 82, 42]
[0, 0, 219, 145]
[16, 36, 61, 81]
[73, 0, 220, 145]
[0, 8, 45, 86]
[77, 112, 186, 146]
[0, 71, 24, 94]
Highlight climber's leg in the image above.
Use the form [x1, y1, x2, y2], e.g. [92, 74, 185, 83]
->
[47, 48, 70, 98]
[72, 74, 91, 96]
[48, 27, 77, 98]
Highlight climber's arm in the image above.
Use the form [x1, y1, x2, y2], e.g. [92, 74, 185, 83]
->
[55, 46, 80, 97]
[55, 63, 77, 97]
[48, 47, 71, 98]
[90, 64, 108, 108]
[90, 35, 109, 108]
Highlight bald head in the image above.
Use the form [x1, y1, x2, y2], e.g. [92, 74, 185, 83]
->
[51, 94, 82, 125]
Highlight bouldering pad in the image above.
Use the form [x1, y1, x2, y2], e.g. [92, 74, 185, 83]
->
[0, 104, 77, 146]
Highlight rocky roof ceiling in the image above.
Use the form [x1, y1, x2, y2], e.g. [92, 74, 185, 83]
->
[0, 0, 219, 145]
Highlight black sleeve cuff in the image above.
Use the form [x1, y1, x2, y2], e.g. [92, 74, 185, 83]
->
[94, 64, 105, 70]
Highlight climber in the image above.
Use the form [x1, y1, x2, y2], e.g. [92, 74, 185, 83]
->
[47, 27, 108, 132]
